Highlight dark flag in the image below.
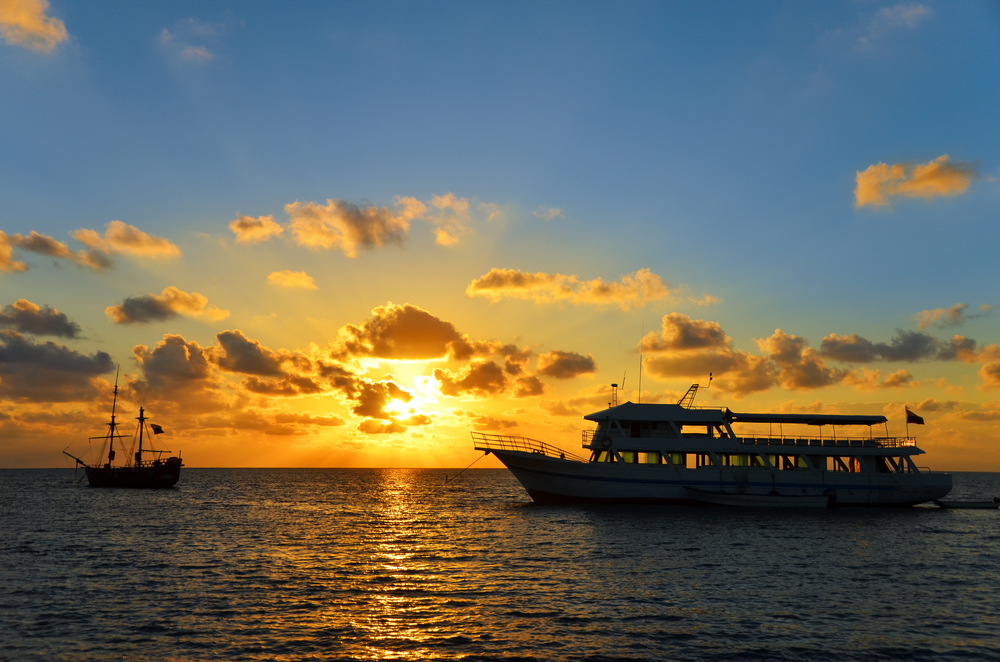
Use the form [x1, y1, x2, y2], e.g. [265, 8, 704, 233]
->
[150, 423, 165, 434]
[905, 408, 924, 425]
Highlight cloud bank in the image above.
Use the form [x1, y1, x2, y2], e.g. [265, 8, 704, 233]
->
[466, 267, 676, 309]
[855, 155, 975, 207]
[0, 0, 68, 52]
[105, 287, 229, 324]
[0, 300, 80, 338]
[267, 270, 317, 289]
[73, 221, 181, 259]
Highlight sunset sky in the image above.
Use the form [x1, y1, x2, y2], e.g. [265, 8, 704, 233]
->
[2, 1, 999, 470]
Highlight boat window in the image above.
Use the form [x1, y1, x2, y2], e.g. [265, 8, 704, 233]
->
[668, 452, 686, 468]
[630, 421, 641, 438]
[640, 451, 661, 464]
[620, 451, 637, 463]
[828, 456, 861, 472]
[695, 453, 715, 468]
[592, 450, 616, 463]
[778, 455, 807, 470]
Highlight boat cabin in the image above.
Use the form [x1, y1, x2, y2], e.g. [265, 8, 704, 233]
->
[582, 401, 922, 475]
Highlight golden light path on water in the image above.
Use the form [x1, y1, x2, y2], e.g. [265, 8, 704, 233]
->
[3, 469, 1000, 660]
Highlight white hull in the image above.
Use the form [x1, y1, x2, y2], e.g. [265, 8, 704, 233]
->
[491, 450, 952, 507]
[683, 487, 831, 508]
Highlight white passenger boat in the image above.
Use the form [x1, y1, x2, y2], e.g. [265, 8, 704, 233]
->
[473, 383, 952, 507]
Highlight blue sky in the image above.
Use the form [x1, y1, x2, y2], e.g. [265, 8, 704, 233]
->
[2, 1, 999, 468]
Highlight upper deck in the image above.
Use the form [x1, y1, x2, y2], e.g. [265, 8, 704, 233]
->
[580, 400, 911, 455]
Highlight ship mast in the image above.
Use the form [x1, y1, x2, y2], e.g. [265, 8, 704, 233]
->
[106, 366, 120, 466]
[135, 407, 145, 468]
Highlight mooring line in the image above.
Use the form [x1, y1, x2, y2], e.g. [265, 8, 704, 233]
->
[444, 452, 487, 487]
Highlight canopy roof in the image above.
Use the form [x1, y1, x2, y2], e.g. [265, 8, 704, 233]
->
[584, 402, 727, 424]
[583, 402, 887, 427]
[727, 412, 887, 427]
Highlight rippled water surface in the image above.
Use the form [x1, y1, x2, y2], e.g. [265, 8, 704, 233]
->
[2, 469, 1000, 661]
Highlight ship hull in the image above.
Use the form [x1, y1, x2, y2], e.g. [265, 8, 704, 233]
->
[490, 450, 951, 507]
[84, 458, 182, 489]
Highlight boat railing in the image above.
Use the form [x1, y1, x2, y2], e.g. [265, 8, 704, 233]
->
[737, 436, 916, 448]
[472, 432, 586, 461]
[582, 430, 596, 444]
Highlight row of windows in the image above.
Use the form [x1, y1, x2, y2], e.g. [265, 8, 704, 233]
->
[588, 450, 907, 473]
[595, 420, 726, 438]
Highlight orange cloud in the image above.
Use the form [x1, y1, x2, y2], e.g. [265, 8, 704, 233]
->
[8, 231, 111, 271]
[333, 302, 512, 362]
[469, 414, 518, 431]
[105, 287, 229, 324]
[842, 367, 915, 391]
[855, 155, 975, 207]
[0, 0, 67, 53]
[915, 303, 995, 329]
[689, 294, 721, 306]
[758, 330, 845, 390]
[466, 267, 676, 309]
[536, 350, 597, 379]
[514, 375, 546, 397]
[267, 270, 316, 289]
[0, 232, 27, 273]
[981, 363, 1000, 391]
[428, 193, 470, 246]
[230, 214, 284, 244]
[0, 330, 112, 402]
[73, 221, 181, 259]
[434, 361, 508, 397]
[1, 299, 80, 338]
[285, 198, 422, 257]
[641, 313, 729, 352]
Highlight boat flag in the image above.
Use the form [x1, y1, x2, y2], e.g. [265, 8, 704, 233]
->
[150, 423, 165, 434]
[905, 408, 924, 425]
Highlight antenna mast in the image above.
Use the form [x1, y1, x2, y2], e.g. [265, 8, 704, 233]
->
[638, 320, 644, 404]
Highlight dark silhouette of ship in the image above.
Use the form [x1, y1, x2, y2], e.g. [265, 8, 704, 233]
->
[63, 369, 182, 488]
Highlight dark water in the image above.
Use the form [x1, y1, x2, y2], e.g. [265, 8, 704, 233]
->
[2, 469, 999, 661]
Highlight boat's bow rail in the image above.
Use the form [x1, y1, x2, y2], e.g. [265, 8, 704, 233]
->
[472, 432, 586, 461]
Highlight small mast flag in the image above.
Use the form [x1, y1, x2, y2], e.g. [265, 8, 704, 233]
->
[905, 408, 924, 425]
[150, 423, 165, 435]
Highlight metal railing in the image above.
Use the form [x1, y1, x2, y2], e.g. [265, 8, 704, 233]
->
[737, 436, 915, 448]
[582, 430, 596, 444]
[472, 432, 586, 461]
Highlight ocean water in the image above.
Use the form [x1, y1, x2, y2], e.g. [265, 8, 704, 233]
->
[2, 469, 999, 662]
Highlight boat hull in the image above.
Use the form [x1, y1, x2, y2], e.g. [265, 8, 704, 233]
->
[490, 450, 951, 507]
[683, 487, 832, 508]
[84, 458, 182, 489]
[934, 500, 999, 509]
